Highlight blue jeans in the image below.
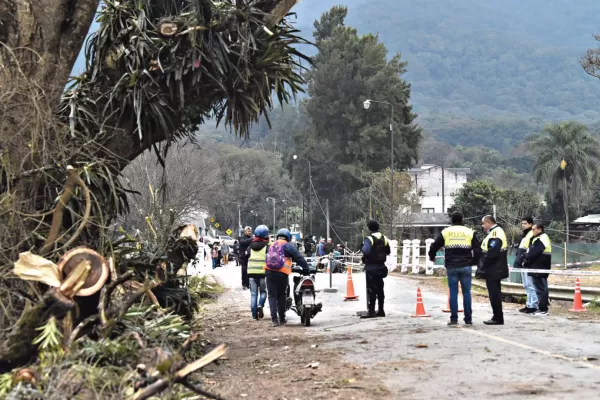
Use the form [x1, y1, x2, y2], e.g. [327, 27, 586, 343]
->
[447, 266, 472, 323]
[249, 277, 266, 318]
[521, 272, 538, 308]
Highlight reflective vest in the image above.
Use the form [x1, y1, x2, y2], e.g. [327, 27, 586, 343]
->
[247, 246, 267, 275]
[365, 233, 389, 265]
[441, 225, 475, 249]
[481, 225, 508, 253]
[519, 230, 534, 250]
[531, 233, 552, 254]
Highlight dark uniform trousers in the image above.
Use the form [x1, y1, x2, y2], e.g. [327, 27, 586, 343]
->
[266, 271, 288, 323]
[366, 266, 387, 311]
[485, 279, 504, 323]
[240, 257, 249, 288]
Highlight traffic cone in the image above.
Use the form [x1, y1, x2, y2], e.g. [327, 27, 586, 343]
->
[442, 288, 463, 313]
[344, 266, 359, 301]
[569, 277, 587, 312]
[411, 287, 431, 317]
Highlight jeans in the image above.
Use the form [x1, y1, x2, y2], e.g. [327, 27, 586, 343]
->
[531, 276, 549, 312]
[212, 258, 218, 269]
[486, 279, 504, 323]
[447, 266, 472, 323]
[249, 276, 266, 318]
[521, 272, 539, 309]
[266, 271, 289, 323]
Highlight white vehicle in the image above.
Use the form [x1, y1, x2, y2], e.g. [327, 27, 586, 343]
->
[202, 235, 220, 245]
[216, 235, 235, 246]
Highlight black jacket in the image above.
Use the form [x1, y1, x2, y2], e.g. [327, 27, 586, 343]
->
[476, 227, 509, 281]
[238, 234, 253, 260]
[524, 233, 551, 279]
[428, 225, 482, 269]
[513, 228, 532, 268]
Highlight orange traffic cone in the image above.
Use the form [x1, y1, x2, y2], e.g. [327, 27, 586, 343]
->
[442, 288, 463, 313]
[569, 277, 587, 312]
[344, 267, 359, 301]
[411, 287, 431, 317]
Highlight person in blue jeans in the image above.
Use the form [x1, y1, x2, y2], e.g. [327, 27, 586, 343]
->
[429, 211, 482, 326]
[247, 225, 270, 320]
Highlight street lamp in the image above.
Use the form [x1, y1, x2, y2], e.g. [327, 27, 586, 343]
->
[250, 210, 258, 228]
[293, 154, 313, 235]
[266, 197, 276, 231]
[364, 98, 395, 239]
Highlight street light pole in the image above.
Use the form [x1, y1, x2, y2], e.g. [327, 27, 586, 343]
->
[364, 99, 395, 239]
[266, 197, 276, 231]
[293, 155, 313, 235]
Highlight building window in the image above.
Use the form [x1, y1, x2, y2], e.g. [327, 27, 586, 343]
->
[423, 208, 435, 213]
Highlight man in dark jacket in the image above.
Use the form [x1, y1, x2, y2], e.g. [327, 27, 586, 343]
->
[238, 226, 253, 290]
[524, 223, 551, 316]
[476, 215, 509, 325]
[429, 211, 482, 326]
[360, 220, 391, 319]
[514, 217, 537, 313]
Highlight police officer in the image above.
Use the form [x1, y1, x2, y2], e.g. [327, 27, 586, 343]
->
[514, 217, 538, 313]
[238, 226, 253, 289]
[477, 215, 509, 325]
[360, 220, 391, 318]
[524, 223, 552, 316]
[429, 211, 481, 326]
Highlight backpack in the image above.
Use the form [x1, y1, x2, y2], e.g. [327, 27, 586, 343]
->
[305, 241, 315, 253]
[266, 241, 287, 270]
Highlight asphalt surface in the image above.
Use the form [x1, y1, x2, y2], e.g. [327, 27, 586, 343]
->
[193, 261, 600, 399]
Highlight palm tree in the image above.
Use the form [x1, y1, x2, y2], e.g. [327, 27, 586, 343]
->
[530, 122, 600, 243]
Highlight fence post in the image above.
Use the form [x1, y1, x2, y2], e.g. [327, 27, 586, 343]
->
[402, 240, 411, 274]
[386, 239, 398, 273]
[411, 239, 421, 274]
[425, 238, 435, 275]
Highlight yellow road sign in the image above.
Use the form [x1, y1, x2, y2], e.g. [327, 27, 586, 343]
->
[210, 217, 215, 223]
[215, 222, 220, 228]
[226, 229, 232, 235]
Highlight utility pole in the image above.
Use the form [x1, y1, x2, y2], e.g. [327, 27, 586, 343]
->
[326, 199, 330, 239]
[369, 186, 373, 219]
[238, 203, 242, 236]
[266, 197, 276, 231]
[441, 165, 445, 213]
[390, 106, 394, 240]
[301, 193, 305, 235]
[493, 204, 497, 221]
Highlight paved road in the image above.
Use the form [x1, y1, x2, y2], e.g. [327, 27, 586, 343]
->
[194, 264, 600, 399]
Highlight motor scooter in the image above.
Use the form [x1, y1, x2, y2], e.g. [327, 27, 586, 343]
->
[285, 265, 322, 326]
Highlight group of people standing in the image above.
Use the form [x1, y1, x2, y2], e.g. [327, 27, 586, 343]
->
[429, 212, 551, 326]
[237, 225, 310, 326]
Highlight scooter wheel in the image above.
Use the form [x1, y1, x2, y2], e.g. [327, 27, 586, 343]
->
[303, 308, 311, 327]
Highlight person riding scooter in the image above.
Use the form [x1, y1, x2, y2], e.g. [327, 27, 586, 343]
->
[265, 228, 310, 327]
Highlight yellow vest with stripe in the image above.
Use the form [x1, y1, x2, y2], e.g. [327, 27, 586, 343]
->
[481, 225, 508, 253]
[531, 233, 551, 254]
[441, 225, 474, 249]
[248, 246, 267, 275]
[519, 230, 534, 250]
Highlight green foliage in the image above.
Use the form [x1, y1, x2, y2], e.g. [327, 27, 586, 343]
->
[63, 0, 310, 148]
[33, 317, 64, 364]
[530, 122, 600, 205]
[289, 6, 422, 241]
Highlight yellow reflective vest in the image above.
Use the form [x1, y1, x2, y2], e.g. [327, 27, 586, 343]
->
[482, 225, 508, 253]
[248, 246, 267, 275]
[441, 225, 475, 249]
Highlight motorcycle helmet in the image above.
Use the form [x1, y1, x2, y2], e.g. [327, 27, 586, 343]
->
[276, 228, 292, 242]
[254, 225, 269, 239]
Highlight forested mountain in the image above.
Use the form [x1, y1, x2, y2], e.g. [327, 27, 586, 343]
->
[293, 0, 600, 123]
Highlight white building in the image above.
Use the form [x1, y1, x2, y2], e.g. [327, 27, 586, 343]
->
[407, 164, 470, 214]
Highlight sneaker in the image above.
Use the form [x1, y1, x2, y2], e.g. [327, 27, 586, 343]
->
[464, 321, 473, 327]
[524, 307, 538, 314]
[483, 319, 504, 325]
[280, 318, 287, 325]
[376, 310, 386, 317]
[533, 310, 548, 316]
[447, 320, 458, 326]
[252, 317, 258, 321]
[257, 306, 264, 320]
[518, 306, 529, 313]
[272, 320, 280, 327]
[360, 311, 377, 319]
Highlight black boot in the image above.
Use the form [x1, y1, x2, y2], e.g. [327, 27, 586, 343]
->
[360, 309, 377, 319]
[377, 301, 385, 317]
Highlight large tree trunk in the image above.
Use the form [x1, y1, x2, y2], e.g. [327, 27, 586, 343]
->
[0, 0, 98, 104]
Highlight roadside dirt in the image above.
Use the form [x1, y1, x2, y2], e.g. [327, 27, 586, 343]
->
[195, 290, 391, 400]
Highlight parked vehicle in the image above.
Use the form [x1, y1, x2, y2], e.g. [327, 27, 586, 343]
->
[216, 235, 235, 247]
